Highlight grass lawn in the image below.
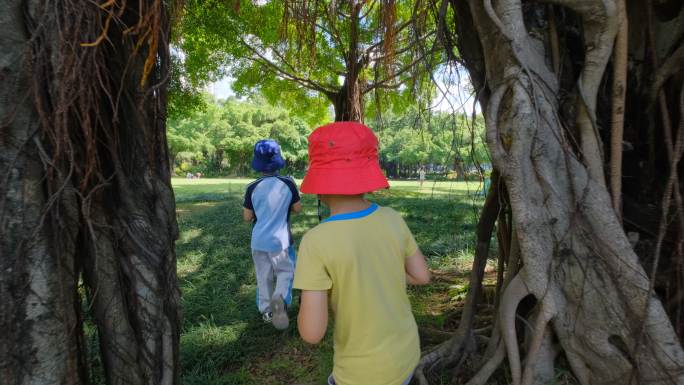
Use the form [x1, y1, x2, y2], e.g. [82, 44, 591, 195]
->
[174, 177, 488, 384]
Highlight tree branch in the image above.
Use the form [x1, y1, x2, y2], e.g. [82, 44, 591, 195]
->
[364, 18, 415, 56]
[360, 0, 377, 20]
[364, 46, 440, 93]
[371, 30, 436, 63]
[315, 21, 345, 51]
[239, 38, 337, 94]
[324, 3, 350, 61]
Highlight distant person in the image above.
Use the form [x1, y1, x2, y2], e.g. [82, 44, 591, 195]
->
[195, 172, 202, 179]
[294, 122, 431, 385]
[243, 139, 302, 329]
[186, 172, 194, 180]
[418, 167, 426, 188]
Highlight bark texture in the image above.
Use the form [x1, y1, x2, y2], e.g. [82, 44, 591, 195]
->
[329, 77, 365, 122]
[1, 1, 180, 384]
[417, 0, 684, 383]
[326, 1, 365, 122]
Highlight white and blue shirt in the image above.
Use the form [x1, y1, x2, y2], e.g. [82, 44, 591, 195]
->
[243, 175, 300, 252]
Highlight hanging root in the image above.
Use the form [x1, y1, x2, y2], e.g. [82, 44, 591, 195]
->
[416, 171, 503, 384]
[520, 318, 550, 385]
[499, 274, 531, 385]
[609, 0, 628, 218]
[521, 296, 557, 385]
[465, 337, 506, 385]
[414, 332, 472, 385]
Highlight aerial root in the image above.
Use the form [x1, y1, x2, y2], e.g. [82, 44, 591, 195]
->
[465, 336, 505, 385]
[520, 308, 553, 385]
[414, 338, 452, 384]
[416, 269, 532, 385]
[414, 333, 470, 385]
[499, 274, 531, 385]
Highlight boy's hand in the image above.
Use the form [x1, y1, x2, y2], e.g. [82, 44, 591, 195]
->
[405, 249, 431, 285]
[243, 208, 255, 222]
[291, 201, 302, 214]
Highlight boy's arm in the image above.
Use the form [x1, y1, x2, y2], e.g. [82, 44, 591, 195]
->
[297, 290, 328, 344]
[405, 249, 431, 285]
[243, 208, 255, 222]
[243, 183, 256, 222]
[285, 177, 302, 214]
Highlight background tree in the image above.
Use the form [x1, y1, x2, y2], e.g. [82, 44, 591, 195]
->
[167, 97, 489, 179]
[1, 1, 180, 384]
[414, 0, 684, 384]
[375, 109, 489, 178]
[175, 0, 441, 122]
[167, 96, 311, 176]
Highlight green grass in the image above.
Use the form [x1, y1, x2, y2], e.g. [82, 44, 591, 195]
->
[172, 177, 488, 201]
[174, 177, 486, 384]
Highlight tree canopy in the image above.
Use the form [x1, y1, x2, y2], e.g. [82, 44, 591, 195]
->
[173, 0, 444, 121]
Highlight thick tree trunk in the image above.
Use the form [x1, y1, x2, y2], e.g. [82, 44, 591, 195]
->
[417, 0, 684, 384]
[329, 0, 364, 122]
[467, 0, 684, 383]
[0, 4, 84, 383]
[330, 78, 364, 122]
[0, 1, 180, 384]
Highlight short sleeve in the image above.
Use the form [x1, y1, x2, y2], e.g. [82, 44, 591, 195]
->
[243, 189, 253, 210]
[399, 215, 419, 258]
[293, 235, 332, 290]
[291, 187, 301, 204]
[281, 176, 301, 205]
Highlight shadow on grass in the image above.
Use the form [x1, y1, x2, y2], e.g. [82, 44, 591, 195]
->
[177, 195, 335, 385]
[175, 187, 484, 384]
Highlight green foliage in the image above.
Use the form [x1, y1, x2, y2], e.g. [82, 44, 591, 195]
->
[168, 97, 489, 178]
[167, 54, 211, 120]
[372, 109, 489, 178]
[172, 0, 441, 120]
[168, 96, 311, 176]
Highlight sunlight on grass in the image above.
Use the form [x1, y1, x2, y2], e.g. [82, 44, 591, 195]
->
[177, 250, 205, 276]
[181, 320, 249, 383]
[179, 228, 203, 243]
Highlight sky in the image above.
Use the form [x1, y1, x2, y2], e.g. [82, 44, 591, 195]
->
[207, 77, 236, 99]
[207, 67, 481, 115]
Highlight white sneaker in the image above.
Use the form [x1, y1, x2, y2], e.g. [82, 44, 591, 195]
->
[270, 294, 289, 330]
[262, 312, 273, 323]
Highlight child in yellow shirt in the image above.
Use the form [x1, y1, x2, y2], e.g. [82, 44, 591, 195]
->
[293, 122, 431, 385]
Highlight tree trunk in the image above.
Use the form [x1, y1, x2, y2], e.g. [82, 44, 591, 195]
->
[0, 1, 180, 384]
[416, 0, 684, 383]
[328, 0, 364, 122]
[470, 0, 683, 383]
[330, 78, 364, 122]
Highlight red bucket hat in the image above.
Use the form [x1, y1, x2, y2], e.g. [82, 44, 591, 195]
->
[300, 121, 389, 195]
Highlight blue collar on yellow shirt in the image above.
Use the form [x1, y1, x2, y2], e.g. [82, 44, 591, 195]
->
[321, 203, 379, 223]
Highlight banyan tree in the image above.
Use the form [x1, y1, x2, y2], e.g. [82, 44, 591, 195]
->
[415, 0, 684, 384]
[1, 1, 180, 383]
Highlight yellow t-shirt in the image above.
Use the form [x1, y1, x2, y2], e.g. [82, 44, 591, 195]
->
[293, 204, 420, 385]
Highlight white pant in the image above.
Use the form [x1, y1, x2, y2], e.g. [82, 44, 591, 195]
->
[252, 246, 296, 313]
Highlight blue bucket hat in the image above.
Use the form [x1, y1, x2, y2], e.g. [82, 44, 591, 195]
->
[251, 139, 285, 173]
